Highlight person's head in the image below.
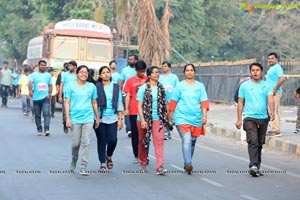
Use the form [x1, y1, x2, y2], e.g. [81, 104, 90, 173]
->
[98, 66, 112, 82]
[77, 14, 83, 19]
[128, 55, 138, 67]
[268, 52, 278, 66]
[3, 61, 8, 69]
[135, 60, 147, 78]
[68, 61, 77, 72]
[24, 67, 31, 76]
[48, 67, 54, 76]
[183, 63, 196, 80]
[63, 62, 69, 72]
[249, 62, 263, 81]
[38, 60, 47, 72]
[146, 66, 160, 82]
[76, 65, 89, 81]
[109, 60, 117, 71]
[161, 61, 171, 73]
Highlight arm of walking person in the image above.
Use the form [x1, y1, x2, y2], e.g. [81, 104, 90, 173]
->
[235, 97, 244, 129]
[65, 98, 72, 128]
[92, 99, 100, 129]
[47, 84, 52, 99]
[293, 91, 299, 101]
[28, 81, 33, 97]
[117, 111, 123, 130]
[58, 82, 64, 104]
[124, 93, 130, 116]
[201, 100, 209, 126]
[273, 76, 285, 94]
[137, 101, 147, 129]
[268, 94, 275, 121]
[168, 100, 177, 124]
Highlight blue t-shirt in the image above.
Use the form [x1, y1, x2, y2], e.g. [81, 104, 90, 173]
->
[238, 80, 272, 119]
[266, 63, 284, 92]
[100, 82, 123, 123]
[12, 72, 20, 86]
[62, 71, 77, 94]
[159, 73, 179, 102]
[111, 72, 121, 84]
[28, 72, 52, 101]
[120, 66, 136, 90]
[171, 80, 208, 127]
[136, 84, 159, 121]
[65, 81, 97, 124]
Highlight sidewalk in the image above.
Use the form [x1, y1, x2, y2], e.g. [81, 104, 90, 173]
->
[205, 103, 300, 156]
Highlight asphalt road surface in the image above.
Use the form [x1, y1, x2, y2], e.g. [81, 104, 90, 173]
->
[0, 102, 299, 200]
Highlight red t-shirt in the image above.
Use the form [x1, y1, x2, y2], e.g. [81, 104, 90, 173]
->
[124, 76, 148, 115]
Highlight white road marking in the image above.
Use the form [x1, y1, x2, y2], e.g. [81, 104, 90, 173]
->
[201, 178, 224, 187]
[172, 137, 300, 179]
[169, 164, 184, 171]
[240, 194, 259, 200]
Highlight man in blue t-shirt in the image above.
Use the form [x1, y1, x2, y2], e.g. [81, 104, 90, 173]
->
[265, 52, 285, 137]
[119, 55, 138, 138]
[28, 60, 52, 136]
[236, 62, 274, 177]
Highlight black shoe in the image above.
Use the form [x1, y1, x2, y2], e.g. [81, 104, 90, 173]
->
[249, 166, 259, 177]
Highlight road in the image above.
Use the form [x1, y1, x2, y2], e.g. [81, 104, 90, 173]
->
[0, 99, 299, 200]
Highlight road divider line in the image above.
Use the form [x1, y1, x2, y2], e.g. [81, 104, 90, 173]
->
[240, 194, 259, 200]
[201, 178, 224, 187]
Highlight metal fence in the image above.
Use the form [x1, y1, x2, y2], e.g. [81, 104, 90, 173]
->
[171, 59, 300, 106]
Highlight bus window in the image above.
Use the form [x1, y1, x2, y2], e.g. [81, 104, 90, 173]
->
[53, 36, 79, 59]
[87, 39, 111, 61]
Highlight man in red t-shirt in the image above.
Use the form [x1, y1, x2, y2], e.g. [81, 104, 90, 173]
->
[124, 60, 148, 162]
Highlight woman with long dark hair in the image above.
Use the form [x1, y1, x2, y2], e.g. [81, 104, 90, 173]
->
[94, 66, 123, 173]
[168, 64, 209, 175]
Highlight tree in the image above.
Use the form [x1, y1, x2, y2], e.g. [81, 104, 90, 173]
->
[0, 0, 40, 67]
[137, 0, 172, 66]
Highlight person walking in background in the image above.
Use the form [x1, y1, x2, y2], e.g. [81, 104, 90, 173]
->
[236, 62, 274, 177]
[109, 60, 121, 84]
[293, 87, 300, 134]
[158, 61, 179, 140]
[137, 66, 171, 175]
[65, 65, 100, 176]
[18, 67, 31, 117]
[266, 52, 285, 137]
[58, 61, 77, 134]
[28, 60, 52, 136]
[119, 55, 139, 138]
[48, 68, 57, 117]
[168, 64, 209, 175]
[123, 60, 148, 163]
[0, 61, 12, 107]
[11, 69, 21, 98]
[93, 66, 123, 173]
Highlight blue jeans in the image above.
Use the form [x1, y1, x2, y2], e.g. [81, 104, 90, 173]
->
[122, 95, 131, 132]
[21, 95, 31, 114]
[94, 121, 118, 164]
[1, 85, 10, 105]
[176, 126, 197, 166]
[33, 97, 51, 132]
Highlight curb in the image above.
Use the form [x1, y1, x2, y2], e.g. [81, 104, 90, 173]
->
[205, 126, 300, 157]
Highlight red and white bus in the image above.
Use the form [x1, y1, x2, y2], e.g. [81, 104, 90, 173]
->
[26, 19, 113, 74]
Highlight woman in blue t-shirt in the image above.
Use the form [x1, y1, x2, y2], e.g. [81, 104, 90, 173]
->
[94, 66, 124, 173]
[65, 65, 100, 176]
[169, 64, 209, 175]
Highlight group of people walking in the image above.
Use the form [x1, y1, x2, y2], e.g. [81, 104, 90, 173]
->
[0, 52, 287, 178]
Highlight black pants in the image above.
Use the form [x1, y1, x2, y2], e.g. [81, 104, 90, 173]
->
[243, 117, 269, 169]
[1, 85, 10, 105]
[129, 115, 139, 158]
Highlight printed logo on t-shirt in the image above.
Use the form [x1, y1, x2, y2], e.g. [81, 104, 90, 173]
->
[166, 85, 173, 92]
[38, 83, 47, 90]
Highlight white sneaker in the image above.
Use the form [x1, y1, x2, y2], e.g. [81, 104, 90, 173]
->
[249, 166, 259, 177]
[293, 129, 300, 134]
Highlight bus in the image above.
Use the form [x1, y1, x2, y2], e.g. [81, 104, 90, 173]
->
[26, 19, 113, 75]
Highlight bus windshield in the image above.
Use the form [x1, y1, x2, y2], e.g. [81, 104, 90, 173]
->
[87, 39, 111, 61]
[53, 36, 79, 59]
